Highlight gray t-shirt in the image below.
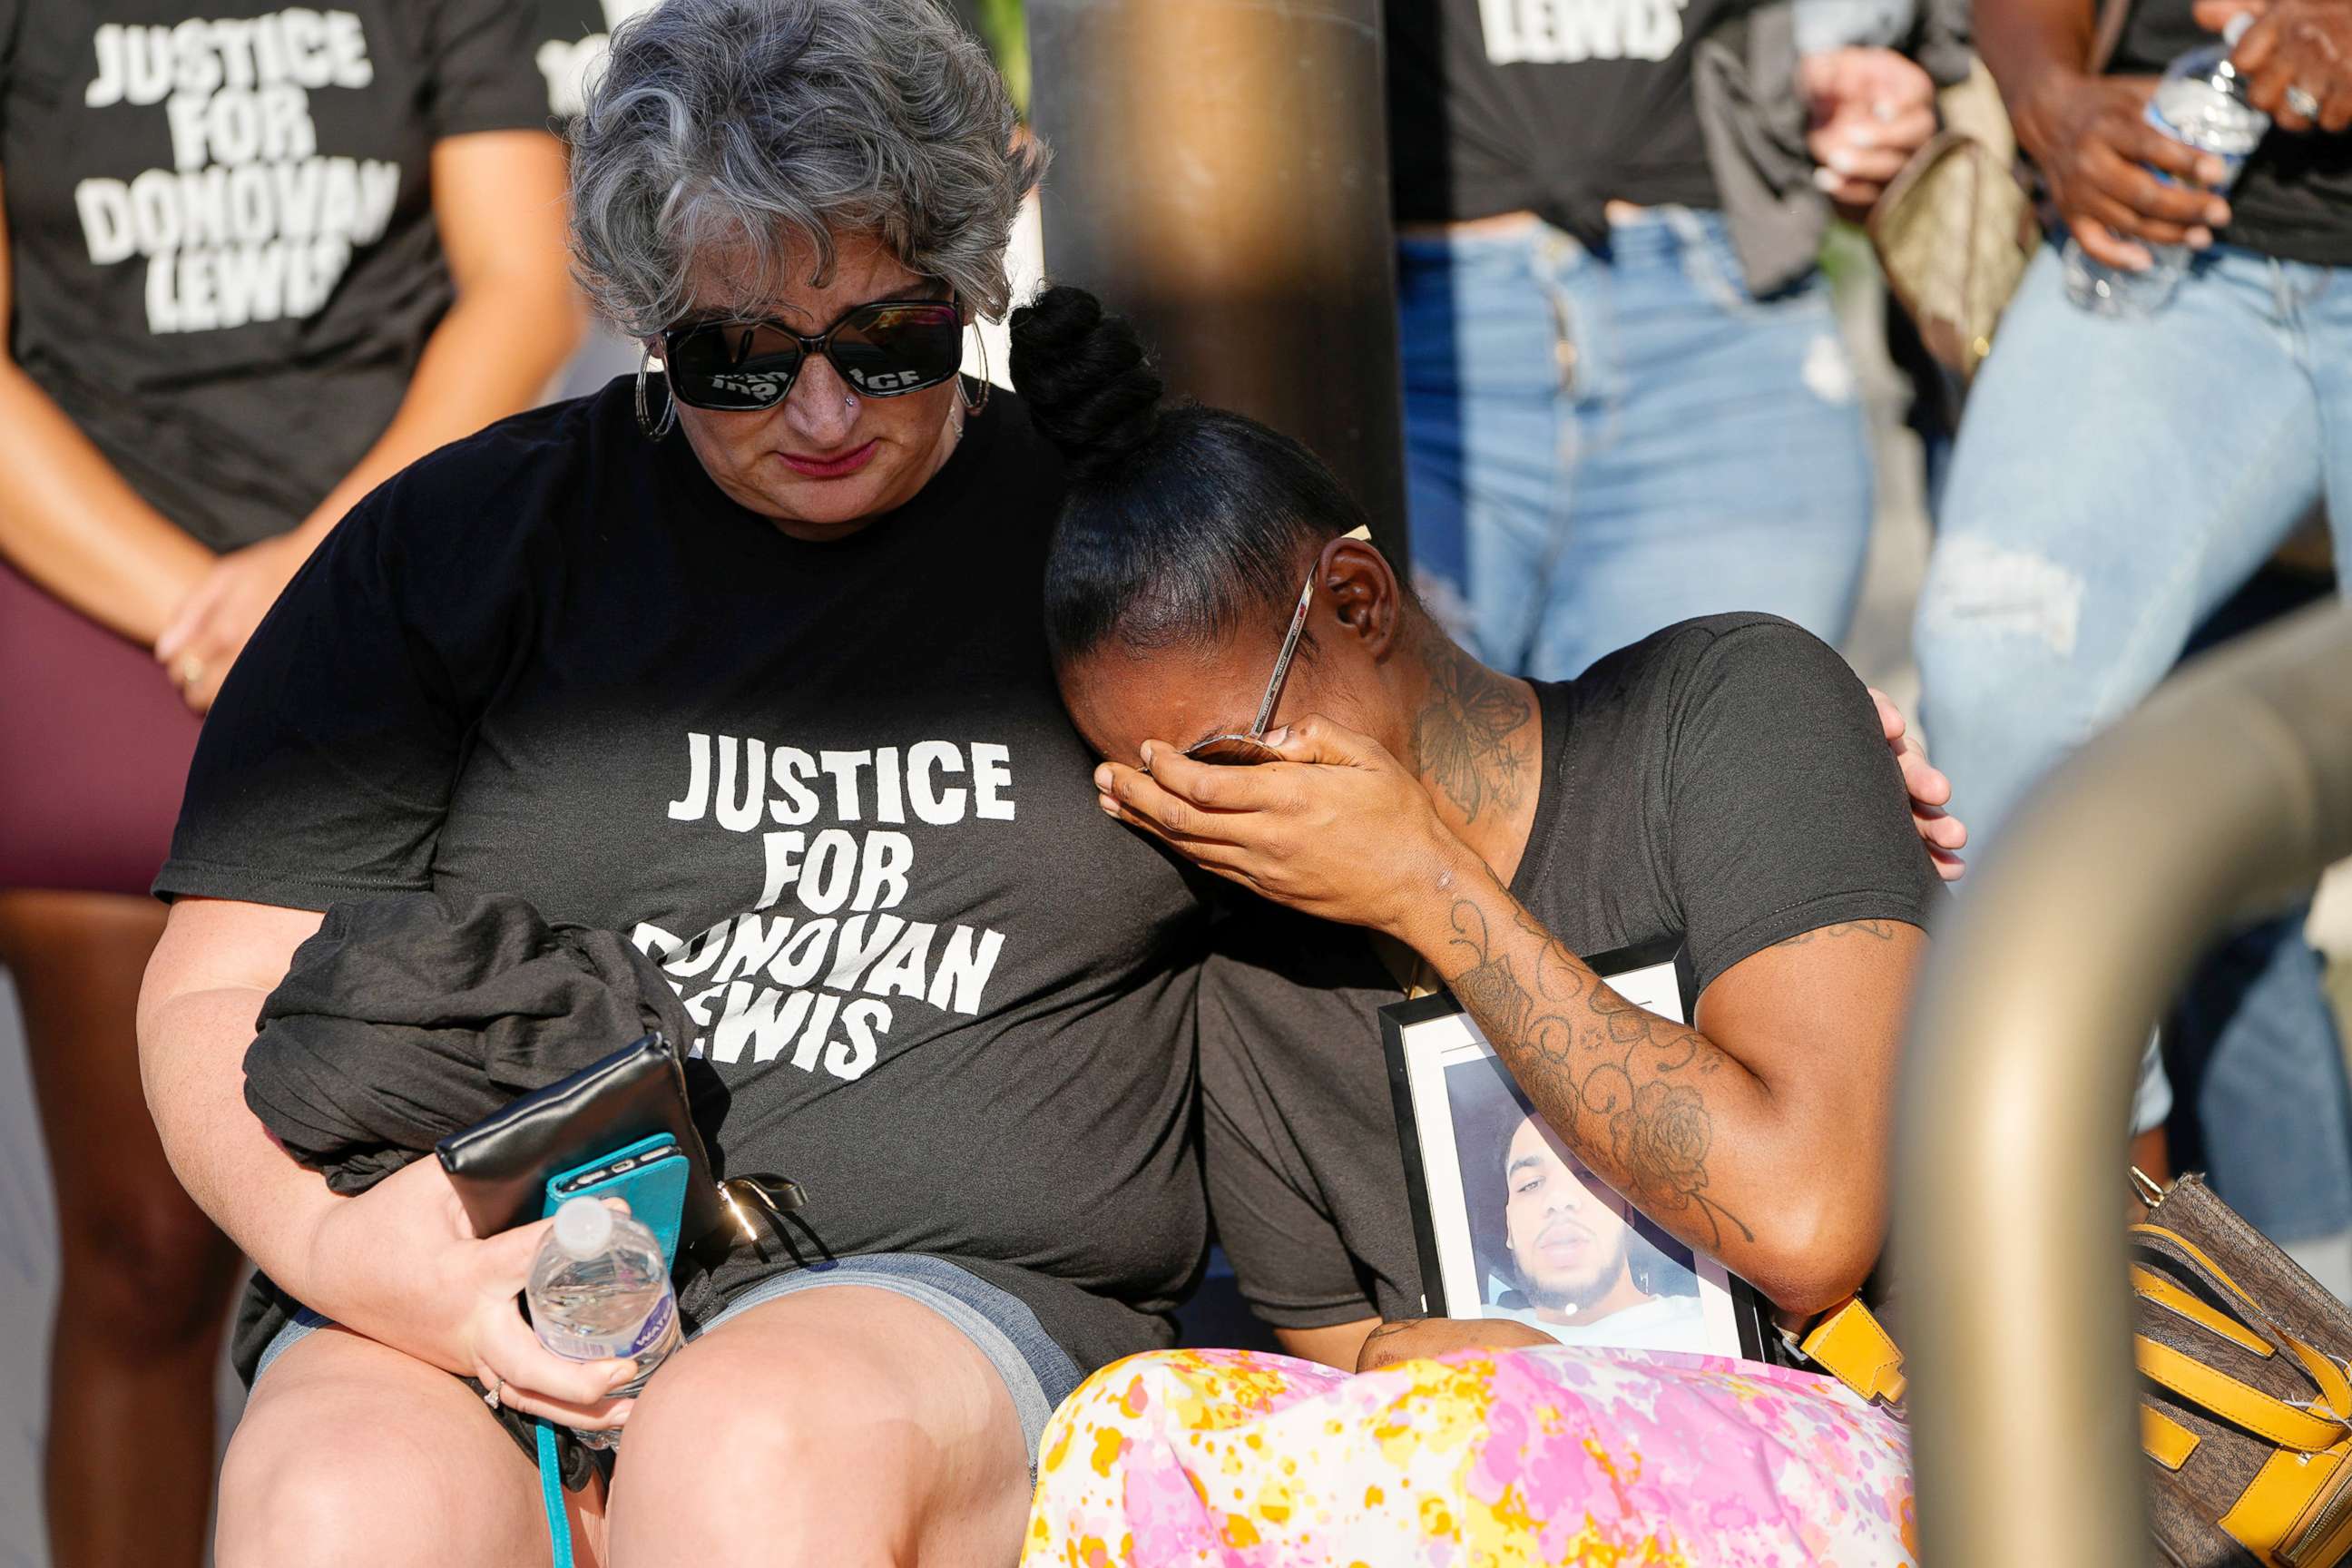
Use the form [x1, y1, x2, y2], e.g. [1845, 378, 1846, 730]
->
[1200, 613, 1945, 1329]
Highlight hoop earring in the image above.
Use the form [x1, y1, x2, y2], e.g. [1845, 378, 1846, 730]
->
[962, 328, 992, 416]
[635, 344, 678, 441]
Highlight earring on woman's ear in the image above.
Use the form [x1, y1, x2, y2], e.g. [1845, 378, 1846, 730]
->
[634, 343, 678, 441]
[961, 328, 992, 416]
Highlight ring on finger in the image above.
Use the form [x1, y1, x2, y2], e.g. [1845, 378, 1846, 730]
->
[483, 1375, 505, 1409]
[174, 654, 205, 689]
[2286, 83, 2323, 120]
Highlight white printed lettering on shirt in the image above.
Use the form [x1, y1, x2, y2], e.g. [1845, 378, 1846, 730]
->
[1478, 0, 1689, 64]
[77, 13, 392, 335]
[645, 727, 1021, 1081]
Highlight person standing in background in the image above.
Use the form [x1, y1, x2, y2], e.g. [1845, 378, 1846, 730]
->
[0, 4, 592, 1562]
[1914, 0, 2352, 1290]
[1387, 0, 1960, 680]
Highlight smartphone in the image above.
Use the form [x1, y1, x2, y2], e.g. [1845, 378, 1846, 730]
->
[544, 1132, 691, 1267]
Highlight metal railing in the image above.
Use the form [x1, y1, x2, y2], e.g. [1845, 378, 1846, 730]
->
[1896, 601, 2352, 1566]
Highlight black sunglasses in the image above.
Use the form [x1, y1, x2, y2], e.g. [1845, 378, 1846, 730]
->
[660, 298, 966, 411]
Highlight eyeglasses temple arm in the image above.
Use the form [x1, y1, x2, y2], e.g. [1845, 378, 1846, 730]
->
[1246, 526, 1374, 740]
[1250, 577, 1318, 739]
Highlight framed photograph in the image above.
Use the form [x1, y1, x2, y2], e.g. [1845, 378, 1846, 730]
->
[1381, 938, 1766, 1360]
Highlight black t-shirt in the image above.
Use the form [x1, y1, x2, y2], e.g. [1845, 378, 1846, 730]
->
[528, 0, 611, 121]
[1386, 0, 1743, 235]
[1199, 614, 1945, 1328]
[157, 382, 1214, 1374]
[2112, 0, 2352, 265]
[0, 0, 594, 553]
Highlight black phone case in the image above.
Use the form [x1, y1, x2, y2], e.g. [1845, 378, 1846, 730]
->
[434, 1034, 724, 1243]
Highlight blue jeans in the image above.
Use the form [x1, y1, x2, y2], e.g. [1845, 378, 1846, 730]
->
[1399, 209, 1875, 680]
[1915, 240, 2352, 1241]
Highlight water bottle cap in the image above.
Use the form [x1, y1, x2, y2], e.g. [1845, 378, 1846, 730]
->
[2223, 11, 2254, 45]
[554, 1195, 615, 1259]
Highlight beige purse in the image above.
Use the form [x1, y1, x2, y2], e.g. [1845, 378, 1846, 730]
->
[1869, 3, 2131, 378]
[1867, 68, 2038, 377]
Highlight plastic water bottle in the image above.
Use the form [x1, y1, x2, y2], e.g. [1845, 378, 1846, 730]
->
[526, 1197, 681, 1448]
[2064, 14, 2269, 318]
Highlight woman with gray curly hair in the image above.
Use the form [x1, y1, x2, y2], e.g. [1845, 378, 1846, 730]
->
[135, 2, 1210, 1563]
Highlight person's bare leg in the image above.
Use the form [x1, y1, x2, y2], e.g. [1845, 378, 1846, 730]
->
[216, 1326, 596, 1567]
[607, 1285, 1031, 1568]
[0, 889, 242, 1568]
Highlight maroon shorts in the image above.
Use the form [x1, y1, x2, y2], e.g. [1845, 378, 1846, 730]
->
[0, 558, 203, 896]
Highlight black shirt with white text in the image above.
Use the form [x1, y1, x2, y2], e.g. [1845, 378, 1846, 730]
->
[0, 0, 596, 551]
[1385, 0, 1747, 238]
[159, 382, 1215, 1372]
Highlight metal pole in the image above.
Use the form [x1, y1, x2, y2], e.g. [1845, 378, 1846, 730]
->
[1896, 603, 2352, 1566]
[1025, 0, 1410, 562]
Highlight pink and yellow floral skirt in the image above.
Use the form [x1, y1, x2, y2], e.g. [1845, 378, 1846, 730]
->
[1024, 1346, 1916, 1567]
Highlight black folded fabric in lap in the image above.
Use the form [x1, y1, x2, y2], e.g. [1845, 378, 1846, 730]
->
[230, 889, 695, 1500]
[243, 890, 691, 1195]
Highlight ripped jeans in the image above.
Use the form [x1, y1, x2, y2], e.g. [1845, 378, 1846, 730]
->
[1399, 209, 1874, 680]
[1916, 240, 2352, 1243]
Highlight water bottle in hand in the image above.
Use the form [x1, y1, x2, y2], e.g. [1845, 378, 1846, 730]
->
[527, 1196, 681, 1448]
[2064, 14, 2269, 318]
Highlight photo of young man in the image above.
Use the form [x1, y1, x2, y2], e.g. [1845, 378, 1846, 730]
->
[1486, 1112, 1710, 1353]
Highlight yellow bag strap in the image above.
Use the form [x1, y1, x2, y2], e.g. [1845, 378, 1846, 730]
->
[1796, 1297, 1907, 1406]
[1788, 1214, 2352, 1440]
[2218, 1439, 2352, 1565]
[2132, 1265, 2277, 1359]
[2286, 1332, 2352, 1426]
[2131, 1224, 2275, 1318]
[2135, 1335, 2351, 1453]
[2141, 1405, 2201, 1471]
[2132, 1224, 2352, 1420]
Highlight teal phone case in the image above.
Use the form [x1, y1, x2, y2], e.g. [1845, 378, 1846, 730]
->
[533, 1133, 689, 1568]
[541, 1132, 690, 1268]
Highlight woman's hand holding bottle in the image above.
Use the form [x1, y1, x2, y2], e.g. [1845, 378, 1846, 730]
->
[299, 1156, 643, 1431]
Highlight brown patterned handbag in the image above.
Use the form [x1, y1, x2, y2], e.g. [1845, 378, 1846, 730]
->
[1795, 1171, 2352, 1567]
[2132, 1172, 2352, 1568]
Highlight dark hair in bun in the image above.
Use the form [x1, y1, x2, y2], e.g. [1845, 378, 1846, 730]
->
[1010, 284, 1374, 663]
[1005, 285, 1164, 479]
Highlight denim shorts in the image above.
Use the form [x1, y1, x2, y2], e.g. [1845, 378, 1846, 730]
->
[252, 1253, 1083, 1471]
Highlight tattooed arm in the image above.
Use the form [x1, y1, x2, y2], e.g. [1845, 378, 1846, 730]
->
[1397, 859, 1925, 1315]
[1095, 710, 1927, 1317]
